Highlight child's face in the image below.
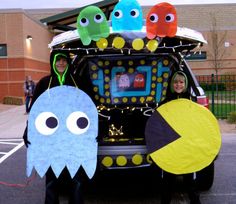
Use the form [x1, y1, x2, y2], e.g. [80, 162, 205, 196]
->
[173, 75, 186, 93]
[56, 58, 68, 74]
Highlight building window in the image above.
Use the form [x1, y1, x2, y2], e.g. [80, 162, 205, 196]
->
[185, 51, 207, 61]
[0, 44, 7, 57]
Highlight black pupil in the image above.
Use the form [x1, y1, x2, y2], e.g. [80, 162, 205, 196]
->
[46, 117, 58, 129]
[114, 11, 120, 17]
[81, 18, 87, 23]
[150, 15, 155, 21]
[166, 15, 171, 21]
[77, 117, 88, 129]
[131, 10, 136, 16]
[95, 14, 101, 20]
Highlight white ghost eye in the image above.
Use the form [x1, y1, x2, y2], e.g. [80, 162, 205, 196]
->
[113, 10, 123, 19]
[66, 111, 90, 135]
[130, 9, 140, 18]
[149, 13, 158, 23]
[165, 13, 175, 22]
[35, 112, 59, 136]
[94, 14, 104, 23]
[80, 17, 89, 27]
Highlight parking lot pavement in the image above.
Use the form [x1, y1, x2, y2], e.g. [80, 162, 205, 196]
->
[0, 105, 27, 139]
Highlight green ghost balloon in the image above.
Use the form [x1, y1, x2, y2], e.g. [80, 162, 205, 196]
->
[77, 6, 110, 46]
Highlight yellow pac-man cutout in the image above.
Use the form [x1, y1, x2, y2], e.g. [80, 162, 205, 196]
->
[145, 98, 221, 174]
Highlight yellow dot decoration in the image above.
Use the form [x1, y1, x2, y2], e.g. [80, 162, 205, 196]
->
[151, 91, 156, 96]
[105, 91, 110, 97]
[114, 98, 119, 103]
[152, 68, 157, 73]
[113, 37, 125, 49]
[146, 39, 159, 52]
[128, 68, 134, 73]
[163, 59, 169, 66]
[102, 156, 113, 167]
[92, 73, 98, 79]
[105, 77, 110, 82]
[152, 76, 157, 81]
[132, 38, 144, 50]
[100, 98, 105, 103]
[157, 77, 163, 83]
[98, 61, 103, 66]
[140, 97, 145, 103]
[152, 61, 157, 66]
[91, 65, 97, 71]
[93, 87, 98, 92]
[116, 156, 127, 166]
[131, 97, 137, 103]
[162, 90, 167, 95]
[117, 61, 122, 66]
[140, 60, 145, 65]
[132, 154, 143, 165]
[105, 61, 110, 66]
[163, 73, 169, 78]
[96, 38, 108, 49]
[146, 96, 154, 102]
[105, 84, 110, 89]
[122, 97, 128, 103]
[106, 98, 111, 103]
[128, 61, 134, 66]
[105, 69, 110, 74]
[151, 83, 156, 88]
[163, 82, 168, 87]
[95, 95, 99, 100]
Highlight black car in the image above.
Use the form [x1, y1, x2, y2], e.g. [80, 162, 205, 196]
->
[49, 26, 213, 190]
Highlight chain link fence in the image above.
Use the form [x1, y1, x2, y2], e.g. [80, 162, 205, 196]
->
[196, 74, 236, 119]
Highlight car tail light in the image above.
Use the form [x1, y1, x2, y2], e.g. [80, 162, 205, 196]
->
[197, 96, 209, 109]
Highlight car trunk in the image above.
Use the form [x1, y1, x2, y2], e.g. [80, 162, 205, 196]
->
[73, 53, 179, 146]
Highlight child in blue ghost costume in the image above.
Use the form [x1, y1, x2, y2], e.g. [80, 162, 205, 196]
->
[23, 51, 88, 204]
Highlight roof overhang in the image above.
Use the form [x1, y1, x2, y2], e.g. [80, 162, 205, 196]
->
[40, 0, 119, 32]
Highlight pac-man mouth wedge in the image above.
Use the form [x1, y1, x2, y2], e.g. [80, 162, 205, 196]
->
[145, 98, 222, 174]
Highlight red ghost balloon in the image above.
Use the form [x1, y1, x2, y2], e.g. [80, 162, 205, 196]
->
[146, 2, 177, 39]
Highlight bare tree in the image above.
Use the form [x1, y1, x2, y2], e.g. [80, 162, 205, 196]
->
[207, 12, 227, 76]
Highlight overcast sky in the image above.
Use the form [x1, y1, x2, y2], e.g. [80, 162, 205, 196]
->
[0, 0, 235, 9]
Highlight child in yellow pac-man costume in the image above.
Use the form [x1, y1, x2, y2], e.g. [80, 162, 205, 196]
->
[145, 71, 221, 204]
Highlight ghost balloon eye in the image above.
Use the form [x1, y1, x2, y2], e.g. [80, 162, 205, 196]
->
[94, 14, 104, 23]
[114, 10, 123, 19]
[130, 9, 139, 18]
[46, 117, 58, 129]
[77, 117, 89, 129]
[66, 111, 90, 135]
[165, 13, 175, 22]
[35, 112, 59, 136]
[149, 14, 158, 23]
[80, 18, 89, 27]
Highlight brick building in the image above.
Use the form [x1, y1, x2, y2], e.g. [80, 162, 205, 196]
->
[172, 4, 236, 76]
[0, 9, 53, 103]
[0, 3, 236, 103]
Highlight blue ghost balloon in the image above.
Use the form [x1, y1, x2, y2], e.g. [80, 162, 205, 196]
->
[112, 0, 143, 31]
[27, 86, 98, 179]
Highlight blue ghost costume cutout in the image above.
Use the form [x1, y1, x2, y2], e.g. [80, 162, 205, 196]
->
[27, 86, 98, 179]
[112, 0, 143, 31]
